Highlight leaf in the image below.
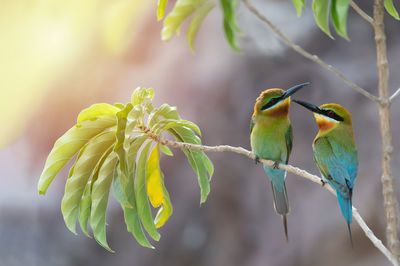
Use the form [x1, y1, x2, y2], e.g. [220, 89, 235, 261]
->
[312, 0, 333, 38]
[384, 0, 400, 20]
[78, 182, 92, 237]
[112, 173, 154, 248]
[134, 141, 160, 241]
[220, 0, 241, 51]
[160, 144, 173, 156]
[187, 1, 216, 52]
[131, 87, 155, 106]
[90, 153, 118, 252]
[331, 0, 351, 40]
[158, 0, 168, 20]
[291, 0, 306, 17]
[147, 104, 179, 129]
[77, 103, 121, 124]
[38, 115, 117, 195]
[146, 144, 173, 228]
[153, 118, 201, 136]
[161, 0, 199, 42]
[61, 131, 116, 234]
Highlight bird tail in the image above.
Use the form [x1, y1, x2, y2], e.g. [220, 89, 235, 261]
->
[337, 190, 353, 246]
[271, 182, 290, 242]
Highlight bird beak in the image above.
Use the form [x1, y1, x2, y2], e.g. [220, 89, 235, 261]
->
[292, 99, 324, 115]
[281, 82, 310, 100]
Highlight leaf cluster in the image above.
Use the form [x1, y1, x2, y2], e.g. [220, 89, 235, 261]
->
[37, 88, 213, 251]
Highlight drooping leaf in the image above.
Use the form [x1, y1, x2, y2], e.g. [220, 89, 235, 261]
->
[77, 103, 121, 124]
[113, 173, 154, 248]
[134, 141, 160, 241]
[146, 144, 173, 228]
[161, 0, 198, 42]
[384, 0, 400, 20]
[220, 0, 241, 51]
[312, 0, 333, 38]
[61, 131, 116, 234]
[160, 144, 173, 156]
[331, 0, 351, 40]
[38, 115, 117, 195]
[291, 0, 306, 17]
[187, 1, 216, 52]
[153, 118, 201, 136]
[78, 182, 92, 237]
[158, 0, 168, 20]
[90, 153, 118, 252]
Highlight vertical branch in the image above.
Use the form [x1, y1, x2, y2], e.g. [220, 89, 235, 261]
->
[373, 0, 400, 259]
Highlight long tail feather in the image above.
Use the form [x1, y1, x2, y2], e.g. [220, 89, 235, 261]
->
[271, 182, 290, 241]
[337, 191, 353, 245]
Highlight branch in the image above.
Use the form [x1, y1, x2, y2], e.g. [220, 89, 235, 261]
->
[241, 0, 381, 103]
[151, 135, 399, 265]
[390, 88, 400, 102]
[350, 1, 374, 25]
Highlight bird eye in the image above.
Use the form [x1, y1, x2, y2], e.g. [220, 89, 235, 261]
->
[269, 98, 277, 104]
[327, 110, 335, 117]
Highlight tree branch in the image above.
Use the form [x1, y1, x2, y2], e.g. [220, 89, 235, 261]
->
[241, 0, 380, 103]
[350, 1, 374, 25]
[390, 88, 400, 102]
[373, 0, 400, 259]
[149, 133, 399, 265]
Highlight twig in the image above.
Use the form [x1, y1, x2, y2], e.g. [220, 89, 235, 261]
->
[390, 88, 400, 102]
[373, 0, 400, 259]
[149, 133, 399, 265]
[241, 0, 380, 103]
[350, 1, 374, 25]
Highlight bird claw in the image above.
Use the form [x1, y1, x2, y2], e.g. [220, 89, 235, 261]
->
[273, 161, 280, 169]
[254, 156, 260, 164]
[320, 179, 326, 187]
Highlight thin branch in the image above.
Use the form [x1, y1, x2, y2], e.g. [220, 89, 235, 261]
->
[350, 1, 374, 25]
[390, 88, 400, 102]
[241, 0, 381, 103]
[373, 0, 400, 259]
[151, 134, 399, 265]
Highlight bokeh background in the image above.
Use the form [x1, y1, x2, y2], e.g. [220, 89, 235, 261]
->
[0, 0, 399, 265]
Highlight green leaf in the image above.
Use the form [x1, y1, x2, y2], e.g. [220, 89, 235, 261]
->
[147, 104, 179, 129]
[312, 0, 333, 38]
[384, 0, 400, 20]
[134, 141, 160, 241]
[61, 131, 116, 234]
[158, 0, 168, 20]
[187, 1, 216, 52]
[160, 144, 173, 156]
[90, 153, 118, 252]
[146, 144, 173, 228]
[153, 118, 201, 136]
[161, 0, 198, 42]
[220, 0, 241, 51]
[331, 0, 351, 40]
[77, 103, 121, 124]
[78, 182, 92, 237]
[131, 87, 155, 106]
[113, 174, 154, 248]
[38, 115, 117, 195]
[291, 0, 306, 17]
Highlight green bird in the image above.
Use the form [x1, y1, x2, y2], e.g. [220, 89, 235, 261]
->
[250, 82, 309, 242]
[293, 100, 358, 245]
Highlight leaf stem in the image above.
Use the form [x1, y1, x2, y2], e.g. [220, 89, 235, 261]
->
[350, 1, 374, 25]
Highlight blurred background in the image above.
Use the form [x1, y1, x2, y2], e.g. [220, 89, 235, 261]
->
[0, 0, 399, 265]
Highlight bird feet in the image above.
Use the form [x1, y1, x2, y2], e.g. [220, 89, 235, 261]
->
[320, 178, 326, 187]
[254, 155, 260, 164]
[273, 161, 280, 169]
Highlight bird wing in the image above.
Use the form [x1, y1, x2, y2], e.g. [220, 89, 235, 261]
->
[313, 137, 351, 196]
[250, 116, 255, 134]
[284, 125, 293, 164]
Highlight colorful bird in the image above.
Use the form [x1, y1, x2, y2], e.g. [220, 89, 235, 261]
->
[250, 82, 309, 242]
[293, 100, 358, 245]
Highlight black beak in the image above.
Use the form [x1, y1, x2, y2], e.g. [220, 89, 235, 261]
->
[292, 99, 324, 115]
[281, 82, 310, 100]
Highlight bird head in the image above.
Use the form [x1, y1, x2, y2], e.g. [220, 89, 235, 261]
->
[253, 82, 310, 117]
[293, 100, 352, 132]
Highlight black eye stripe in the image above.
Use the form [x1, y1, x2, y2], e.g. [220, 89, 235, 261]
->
[261, 97, 281, 110]
[322, 109, 344, 122]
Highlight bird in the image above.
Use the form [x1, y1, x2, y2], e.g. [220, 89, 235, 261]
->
[250, 82, 310, 242]
[293, 100, 358, 245]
